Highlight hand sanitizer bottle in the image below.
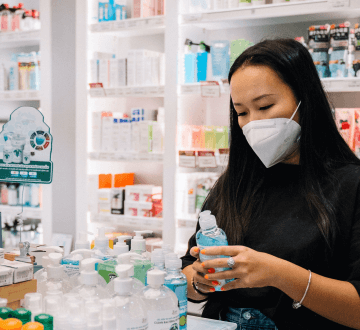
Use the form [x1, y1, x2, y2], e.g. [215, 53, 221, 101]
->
[195, 210, 234, 291]
[37, 253, 73, 296]
[144, 248, 165, 286]
[71, 259, 110, 300]
[93, 227, 114, 255]
[164, 256, 188, 330]
[112, 235, 132, 256]
[139, 269, 180, 330]
[3, 139, 13, 164]
[112, 264, 148, 330]
[75, 231, 93, 250]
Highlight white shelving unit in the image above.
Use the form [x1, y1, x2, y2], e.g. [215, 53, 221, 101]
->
[0, 205, 42, 219]
[76, 0, 360, 256]
[0, 30, 40, 49]
[0, 91, 41, 101]
[89, 151, 163, 162]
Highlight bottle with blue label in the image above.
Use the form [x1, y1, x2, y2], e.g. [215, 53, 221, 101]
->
[164, 254, 188, 330]
[196, 42, 208, 82]
[184, 44, 197, 83]
[195, 210, 233, 291]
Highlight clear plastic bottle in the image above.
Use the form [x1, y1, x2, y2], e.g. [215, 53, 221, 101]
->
[71, 259, 110, 300]
[111, 235, 132, 256]
[139, 269, 179, 330]
[37, 253, 73, 297]
[8, 184, 17, 206]
[195, 210, 233, 291]
[3, 139, 13, 164]
[145, 249, 164, 286]
[164, 257, 188, 330]
[112, 265, 148, 330]
[0, 4, 11, 33]
[24, 293, 42, 322]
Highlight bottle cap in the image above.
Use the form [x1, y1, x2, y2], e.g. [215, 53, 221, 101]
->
[165, 253, 178, 265]
[165, 257, 182, 270]
[0, 308, 13, 320]
[112, 235, 132, 256]
[0, 298, 7, 307]
[1, 318, 22, 330]
[199, 211, 217, 230]
[80, 259, 98, 286]
[46, 253, 63, 279]
[21, 322, 44, 330]
[131, 230, 153, 252]
[34, 314, 53, 330]
[41, 256, 50, 268]
[71, 249, 92, 259]
[75, 231, 93, 250]
[114, 265, 132, 295]
[161, 244, 173, 256]
[147, 268, 166, 286]
[44, 295, 62, 315]
[94, 227, 114, 253]
[12, 308, 31, 324]
[24, 293, 42, 317]
[151, 249, 165, 266]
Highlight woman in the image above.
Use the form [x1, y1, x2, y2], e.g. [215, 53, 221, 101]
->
[181, 38, 360, 330]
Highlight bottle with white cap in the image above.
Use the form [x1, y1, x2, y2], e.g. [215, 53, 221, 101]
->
[37, 253, 73, 297]
[144, 248, 165, 286]
[71, 258, 110, 300]
[164, 255, 188, 330]
[34, 255, 50, 284]
[3, 138, 13, 164]
[66, 300, 86, 330]
[22, 139, 32, 165]
[113, 264, 148, 330]
[75, 231, 93, 250]
[70, 257, 107, 289]
[139, 268, 179, 330]
[44, 294, 67, 330]
[111, 235, 132, 256]
[161, 243, 173, 256]
[24, 292, 43, 321]
[130, 230, 153, 257]
[93, 227, 115, 255]
[85, 302, 102, 330]
[101, 303, 116, 330]
[195, 210, 233, 291]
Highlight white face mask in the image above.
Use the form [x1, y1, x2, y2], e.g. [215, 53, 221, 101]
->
[242, 101, 301, 168]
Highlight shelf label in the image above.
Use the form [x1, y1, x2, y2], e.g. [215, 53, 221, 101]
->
[150, 17, 165, 26]
[99, 152, 110, 160]
[89, 83, 106, 97]
[183, 13, 202, 23]
[125, 88, 133, 96]
[91, 152, 100, 160]
[158, 86, 165, 94]
[116, 88, 125, 96]
[90, 24, 100, 32]
[322, 79, 332, 90]
[113, 21, 126, 30]
[105, 88, 117, 97]
[218, 148, 229, 166]
[132, 87, 146, 96]
[148, 86, 159, 95]
[179, 151, 196, 168]
[127, 19, 146, 29]
[201, 81, 221, 98]
[98, 22, 113, 31]
[181, 84, 201, 94]
[177, 219, 197, 229]
[329, 0, 349, 7]
[198, 151, 217, 168]
[3, 93, 11, 99]
[348, 79, 360, 89]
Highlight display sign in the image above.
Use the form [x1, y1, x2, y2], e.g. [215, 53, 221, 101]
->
[198, 151, 217, 168]
[179, 151, 196, 168]
[0, 107, 53, 184]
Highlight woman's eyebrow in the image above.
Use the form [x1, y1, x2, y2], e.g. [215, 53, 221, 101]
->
[233, 94, 275, 106]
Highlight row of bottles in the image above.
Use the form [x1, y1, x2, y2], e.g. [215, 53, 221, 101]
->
[0, 183, 40, 207]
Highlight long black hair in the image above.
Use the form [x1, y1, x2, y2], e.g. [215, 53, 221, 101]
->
[207, 38, 360, 254]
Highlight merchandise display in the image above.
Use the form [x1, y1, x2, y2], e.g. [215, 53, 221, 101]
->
[0, 183, 41, 207]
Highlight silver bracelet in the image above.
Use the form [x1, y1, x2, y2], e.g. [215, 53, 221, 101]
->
[292, 270, 312, 309]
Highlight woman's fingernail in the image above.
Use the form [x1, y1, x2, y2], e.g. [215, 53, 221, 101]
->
[194, 247, 199, 253]
[210, 288, 215, 292]
[212, 281, 219, 286]
[201, 262, 205, 268]
[208, 268, 215, 273]
[221, 287, 225, 291]
[204, 275, 209, 280]
[201, 249, 206, 254]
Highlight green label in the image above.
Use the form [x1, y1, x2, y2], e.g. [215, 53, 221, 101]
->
[98, 263, 117, 284]
[134, 260, 153, 285]
[0, 160, 53, 184]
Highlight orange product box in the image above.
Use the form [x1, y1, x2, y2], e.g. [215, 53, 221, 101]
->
[114, 173, 134, 188]
[99, 174, 112, 189]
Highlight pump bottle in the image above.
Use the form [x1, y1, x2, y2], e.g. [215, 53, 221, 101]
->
[93, 227, 115, 256]
[111, 235, 132, 256]
[75, 231, 93, 250]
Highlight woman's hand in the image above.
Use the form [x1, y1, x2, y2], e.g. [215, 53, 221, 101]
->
[190, 246, 219, 293]
[199, 245, 280, 291]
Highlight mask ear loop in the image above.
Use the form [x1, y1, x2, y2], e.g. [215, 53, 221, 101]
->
[286, 101, 301, 124]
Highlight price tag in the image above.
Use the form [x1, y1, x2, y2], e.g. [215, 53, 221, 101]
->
[150, 17, 165, 26]
[113, 21, 126, 30]
[127, 20, 138, 28]
[15, 92, 23, 99]
[218, 148, 229, 166]
[322, 79, 332, 90]
[158, 86, 165, 94]
[5, 33, 15, 41]
[90, 24, 100, 32]
[4, 92, 11, 99]
[181, 84, 201, 94]
[138, 153, 151, 160]
[99, 152, 110, 160]
[348, 79, 360, 89]
[91, 152, 100, 160]
[197, 151, 217, 168]
[201, 81, 221, 98]
[116, 88, 125, 96]
[183, 13, 202, 23]
[179, 151, 196, 168]
[125, 87, 132, 96]
[136, 19, 147, 27]
[148, 86, 159, 95]
[98, 22, 113, 31]
[133, 87, 146, 96]
[89, 83, 106, 97]
[329, 0, 349, 7]
[105, 88, 117, 97]
[29, 91, 39, 99]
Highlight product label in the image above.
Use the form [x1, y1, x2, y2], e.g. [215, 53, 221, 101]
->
[148, 309, 179, 330]
[61, 259, 80, 277]
[119, 318, 148, 330]
[98, 263, 117, 284]
[165, 282, 187, 330]
[179, 151, 196, 168]
[134, 260, 153, 285]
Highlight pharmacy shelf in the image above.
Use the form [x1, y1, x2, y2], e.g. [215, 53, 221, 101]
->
[89, 16, 165, 37]
[177, 216, 198, 229]
[90, 213, 163, 231]
[0, 205, 42, 219]
[88, 86, 165, 98]
[179, 79, 360, 95]
[89, 152, 164, 162]
[0, 90, 40, 101]
[180, 0, 360, 29]
[0, 30, 40, 49]
[179, 83, 230, 96]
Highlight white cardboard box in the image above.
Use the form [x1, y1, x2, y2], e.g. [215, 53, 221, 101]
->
[2, 260, 33, 284]
[0, 265, 14, 287]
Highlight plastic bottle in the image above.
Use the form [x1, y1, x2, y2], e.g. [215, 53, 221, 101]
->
[21, 322, 44, 330]
[37, 253, 72, 296]
[112, 235, 132, 256]
[85, 303, 102, 330]
[0, 299, 7, 308]
[1, 184, 8, 204]
[8, 185, 17, 206]
[184, 45, 197, 83]
[0, 308, 13, 320]
[3, 139, 13, 164]
[139, 269, 179, 330]
[196, 42, 208, 82]
[23, 139, 31, 165]
[34, 255, 50, 284]
[75, 231, 93, 250]
[195, 210, 233, 291]
[101, 303, 116, 330]
[32, 10, 40, 30]
[71, 258, 110, 300]
[24, 293, 42, 322]
[23, 184, 31, 206]
[11, 4, 24, 32]
[130, 230, 153, 257]
[112, 265, 148, 330]
[211, 40, 230, 80]
[34, 314, 53, 330]
[11, 309, 31, 325]
[0, 318, 22, 330]
[93, 227, 114, 255]
[65, 300, 86, 330]
[144, 249, 164, 286]
[30, 184, 40, 207]
[161, 244, 173, 257]
[0, 4, 11, 32]
[164, 256, 188, 330]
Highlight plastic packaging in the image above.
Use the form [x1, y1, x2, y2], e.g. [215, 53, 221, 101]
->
[24, 293, 42, 322]
[165, 257, 188, 330]
[329, 22, 350, 78]
[211, 40, 230, 80]
[139, 269, 180, 330]
[112, 265, 148, 330]
[112, 235, 132, 256]
[196, 42, 208, 82]
[195, 211, 234, 291]
[184, 45, 197, 83]
[93, 227, 114, 255]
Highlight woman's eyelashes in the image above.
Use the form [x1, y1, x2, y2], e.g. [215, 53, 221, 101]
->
[237, 104, 274, 116]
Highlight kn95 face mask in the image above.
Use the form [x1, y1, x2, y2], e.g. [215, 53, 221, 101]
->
[242, 101, 301, 168]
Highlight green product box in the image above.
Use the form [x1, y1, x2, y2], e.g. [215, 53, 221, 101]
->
[215, 126, 227, 149]
[204, 126, 216, 150]
[230, 39, 254, 67]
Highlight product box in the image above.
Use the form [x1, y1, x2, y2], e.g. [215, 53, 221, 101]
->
[353, 24, 360, 77]
[111, 188, 125, 215]
[142, 0, 155, 17]
[127, 50, 136, 86]
[335, 108, 355, 151]
[92, 112, 102, 151]
[98, 188, 112, 203]
[2, 260, 33, 284]
[125, 184, 142, 202]
[8, 62, 19, 91]
[132, 0, 142, 18]
[0, 265, 14, 287]
[155, 0, 165, 15]
[140, 185, 162, 202]
[139, 121, 153, 153]
[0, 279, 37, 309]
[90, 59, 99, 83]
[204, 126, 216, 150]
[99, 59, 110, 88]
[124, 201, 153, 217]
[118, 121, 132, 152]
[98, 202, 111, 214]
[131, 122, 141, 152]
[152, 122, 164, 153]
[102, 115, 114, 151]
[109, 58, 127, 87]
[0, 64, 7, 92]
[114, 0, 127, 20]
[329, 22, 350, 78]
[215, 126, 228, 149]
[159, 53, 165, 86]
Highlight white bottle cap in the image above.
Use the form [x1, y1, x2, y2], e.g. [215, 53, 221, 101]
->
[94, 227, 110, 253]
[44, 295, 63, 314]
[113, 235, 132, 256]
[42, 255, 50, 268]
[147, 268, 166, 287]
[151, 248, 165, 265]
[165, 257, 182, 270]
[47, 252, 64, 279]
[199, 210, 217, 230]
[165, 253, 178, 265]
[71, 249, 93, 259]
[75, 231, 93, 250]
[0, 298, 7, 307]
[114, 265, 132, 295]
[102, 303, 116, 330]
[161, 244, 173, 256]
[131, 230, 153, 252]
[80, 258, 98, 286]
[24, 292, 42, 313]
